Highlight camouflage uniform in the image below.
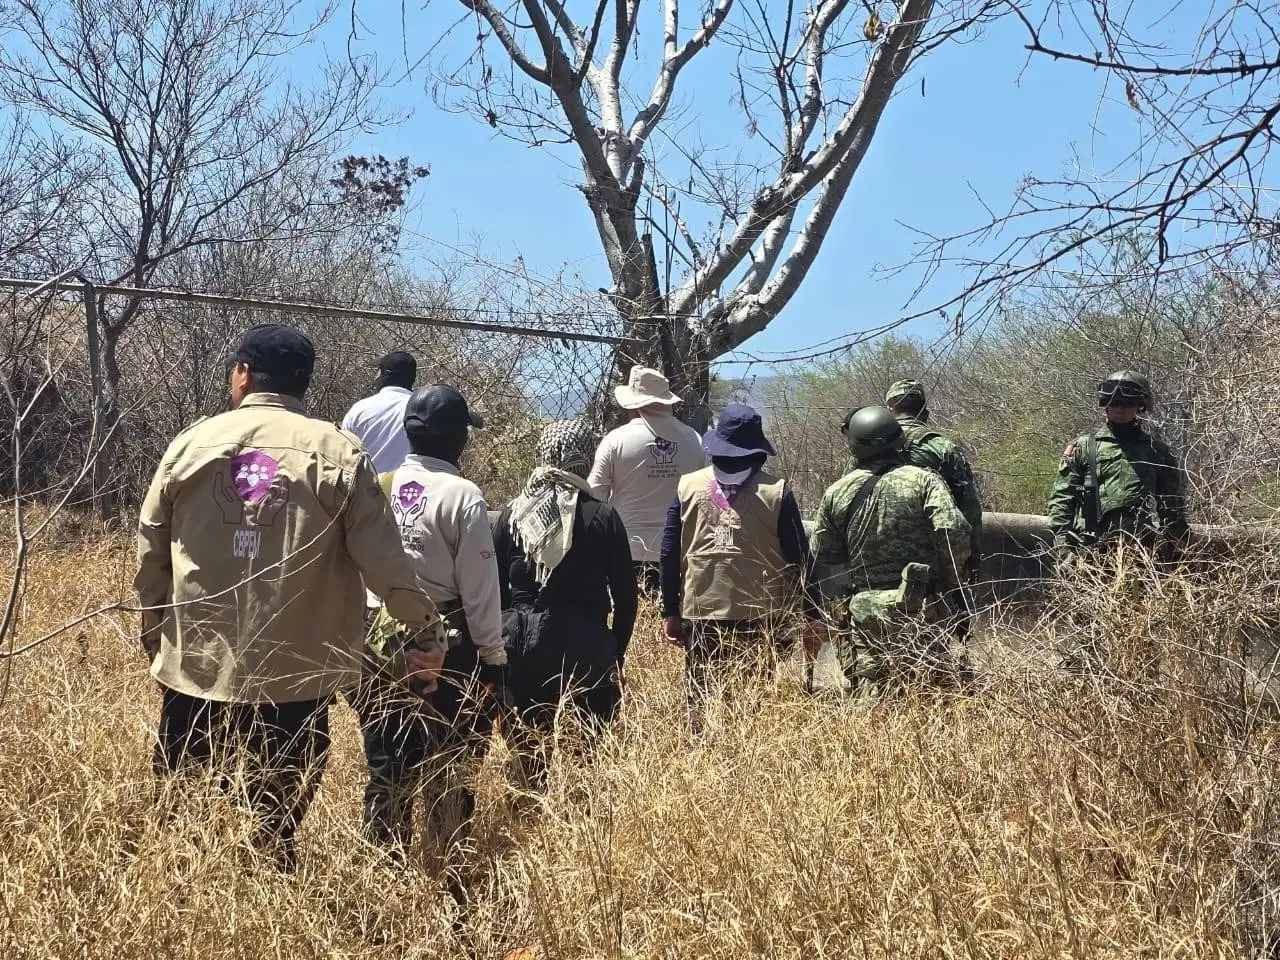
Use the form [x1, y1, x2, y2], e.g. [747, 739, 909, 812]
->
[1046, 422, 1188, 553]
[884, 379, 983, 570]
[1047, 408, 1189, 673]
[811, 458, 971, 692]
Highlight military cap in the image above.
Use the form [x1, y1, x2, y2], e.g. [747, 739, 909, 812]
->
[885, 379, 927, 408]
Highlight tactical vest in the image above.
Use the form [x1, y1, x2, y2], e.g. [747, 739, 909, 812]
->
[677, 466, 789, 622]
[900, 422, 942, 448]
[1071, 428, 1164, 542]
[900, 422, 953, 492]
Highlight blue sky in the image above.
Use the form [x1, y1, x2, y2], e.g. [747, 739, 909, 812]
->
[303, 5, 1198, 366]
[0, 2, 1221, 367]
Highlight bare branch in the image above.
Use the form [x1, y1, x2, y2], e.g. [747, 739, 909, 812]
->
[669, 0, 935, 325]
[458, 0, 553, 83]
[628, 0, 736, 157]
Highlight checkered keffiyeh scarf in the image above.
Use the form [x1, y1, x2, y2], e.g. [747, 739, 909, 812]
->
[509, 419, 598, 583]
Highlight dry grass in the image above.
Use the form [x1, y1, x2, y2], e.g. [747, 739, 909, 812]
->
[2, 535, 1279, 958]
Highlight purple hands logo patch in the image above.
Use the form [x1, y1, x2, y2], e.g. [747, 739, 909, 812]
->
[649, 436, 678, 466]
[231, 451, 279, 503]
[397, 481, 425, 511]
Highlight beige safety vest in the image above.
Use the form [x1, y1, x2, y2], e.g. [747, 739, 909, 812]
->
[676, 466, 791, 622]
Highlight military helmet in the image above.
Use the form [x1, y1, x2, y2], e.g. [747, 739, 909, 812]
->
[1097, 370, 1153, 409]
[840, 405, 905, 460]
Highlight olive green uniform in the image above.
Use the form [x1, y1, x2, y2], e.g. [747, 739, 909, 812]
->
[1046, 422, 1188, 551]
[812, 458, 970, 691]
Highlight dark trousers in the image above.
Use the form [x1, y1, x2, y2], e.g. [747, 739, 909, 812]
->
[351, 642, 493, 866]
[508, 608, 621, 791]
[153, 686, 331, 869]
[684, 619, 782, 734]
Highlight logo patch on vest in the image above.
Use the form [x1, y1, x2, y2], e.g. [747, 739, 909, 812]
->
[218, 450, 290, 553]
[710, 523, 737, 551]
[699, 476, 744, 555]
[391, 478, 428, 551]
[396, 481, 425, 512]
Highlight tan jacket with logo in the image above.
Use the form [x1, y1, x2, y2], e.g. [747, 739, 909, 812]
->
[677, 466, 790, 622]
[135, 393, 440, 704]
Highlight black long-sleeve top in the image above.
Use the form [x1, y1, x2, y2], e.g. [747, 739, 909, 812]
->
[492, 493, 639, 660]
[658, 485, 819, 620]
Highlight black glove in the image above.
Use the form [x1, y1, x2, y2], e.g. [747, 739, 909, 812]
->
[478, 661, 515, 713]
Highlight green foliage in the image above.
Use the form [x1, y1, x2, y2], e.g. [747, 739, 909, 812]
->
[963, 418, 1060, 514]
[789, 336, 930, 414]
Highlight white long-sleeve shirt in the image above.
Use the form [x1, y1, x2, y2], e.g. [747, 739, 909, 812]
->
[341, 386, 411, 474]
[380, 454, 505, 665]
[588, 411, 707, 562]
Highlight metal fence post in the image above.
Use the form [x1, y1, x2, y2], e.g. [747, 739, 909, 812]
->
[81, 280, 109, 517]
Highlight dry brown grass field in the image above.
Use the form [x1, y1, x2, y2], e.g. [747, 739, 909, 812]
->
[2, 533, 1279, 958]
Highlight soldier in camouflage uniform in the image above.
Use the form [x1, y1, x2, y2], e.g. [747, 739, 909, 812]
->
[1046, 371, 1189, 672]
[811, 406, 971, 694]
[1046, 371, 1188, 556]
[884, 379, 983, 570]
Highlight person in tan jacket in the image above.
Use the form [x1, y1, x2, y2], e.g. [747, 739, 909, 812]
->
[135, 323, 444, 871]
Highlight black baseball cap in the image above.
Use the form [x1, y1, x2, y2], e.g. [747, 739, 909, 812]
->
[403, 384, 485, 435]
[230, 324, 315, 380]
[377, 350, 416, 380]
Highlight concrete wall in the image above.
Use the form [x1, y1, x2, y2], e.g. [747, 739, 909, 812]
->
[494, 508, 1277, 605]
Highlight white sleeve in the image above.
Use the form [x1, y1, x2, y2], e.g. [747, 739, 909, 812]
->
[341, 404, 358, 433]
[587, 435, 614, 501]
[455, 498, 506, 665]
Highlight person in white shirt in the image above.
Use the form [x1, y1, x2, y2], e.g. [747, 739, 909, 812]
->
[588, 366, 707, 590]
[353, 383, 508, 869]
[340, 351, 417, 473]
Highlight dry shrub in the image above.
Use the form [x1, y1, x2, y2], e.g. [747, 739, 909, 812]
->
[3, 536, 1280, 958]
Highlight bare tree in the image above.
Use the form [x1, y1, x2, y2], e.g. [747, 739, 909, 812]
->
[0, 0, 385, 515]
[401, 0, 1003, 424]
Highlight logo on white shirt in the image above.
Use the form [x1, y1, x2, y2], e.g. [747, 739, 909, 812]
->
[648, 436, 678, 466]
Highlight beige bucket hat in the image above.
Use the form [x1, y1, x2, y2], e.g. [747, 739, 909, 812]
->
[614, 365, 680, 409]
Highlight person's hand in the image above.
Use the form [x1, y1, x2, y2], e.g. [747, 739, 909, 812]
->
[662, 616, 686, 646]
[406, 618, 448, 650]
[404, 646, 445, 694]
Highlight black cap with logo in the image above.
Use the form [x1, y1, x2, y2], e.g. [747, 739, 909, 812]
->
[230, 324, 315, 381]
[403, 384, 485, 436]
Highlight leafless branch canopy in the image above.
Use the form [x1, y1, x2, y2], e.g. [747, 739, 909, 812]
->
[420, 0, 1003, 372]
[0, 0, 383, 323]
[915, 0, 1280, 334]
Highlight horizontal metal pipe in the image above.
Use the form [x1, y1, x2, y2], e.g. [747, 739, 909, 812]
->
[0, 276, 642, 347]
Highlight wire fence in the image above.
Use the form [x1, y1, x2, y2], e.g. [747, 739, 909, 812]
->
[0, 275, 645, 509]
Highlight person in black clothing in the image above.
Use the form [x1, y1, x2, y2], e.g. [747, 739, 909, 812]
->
[492, 419, 638, 790]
